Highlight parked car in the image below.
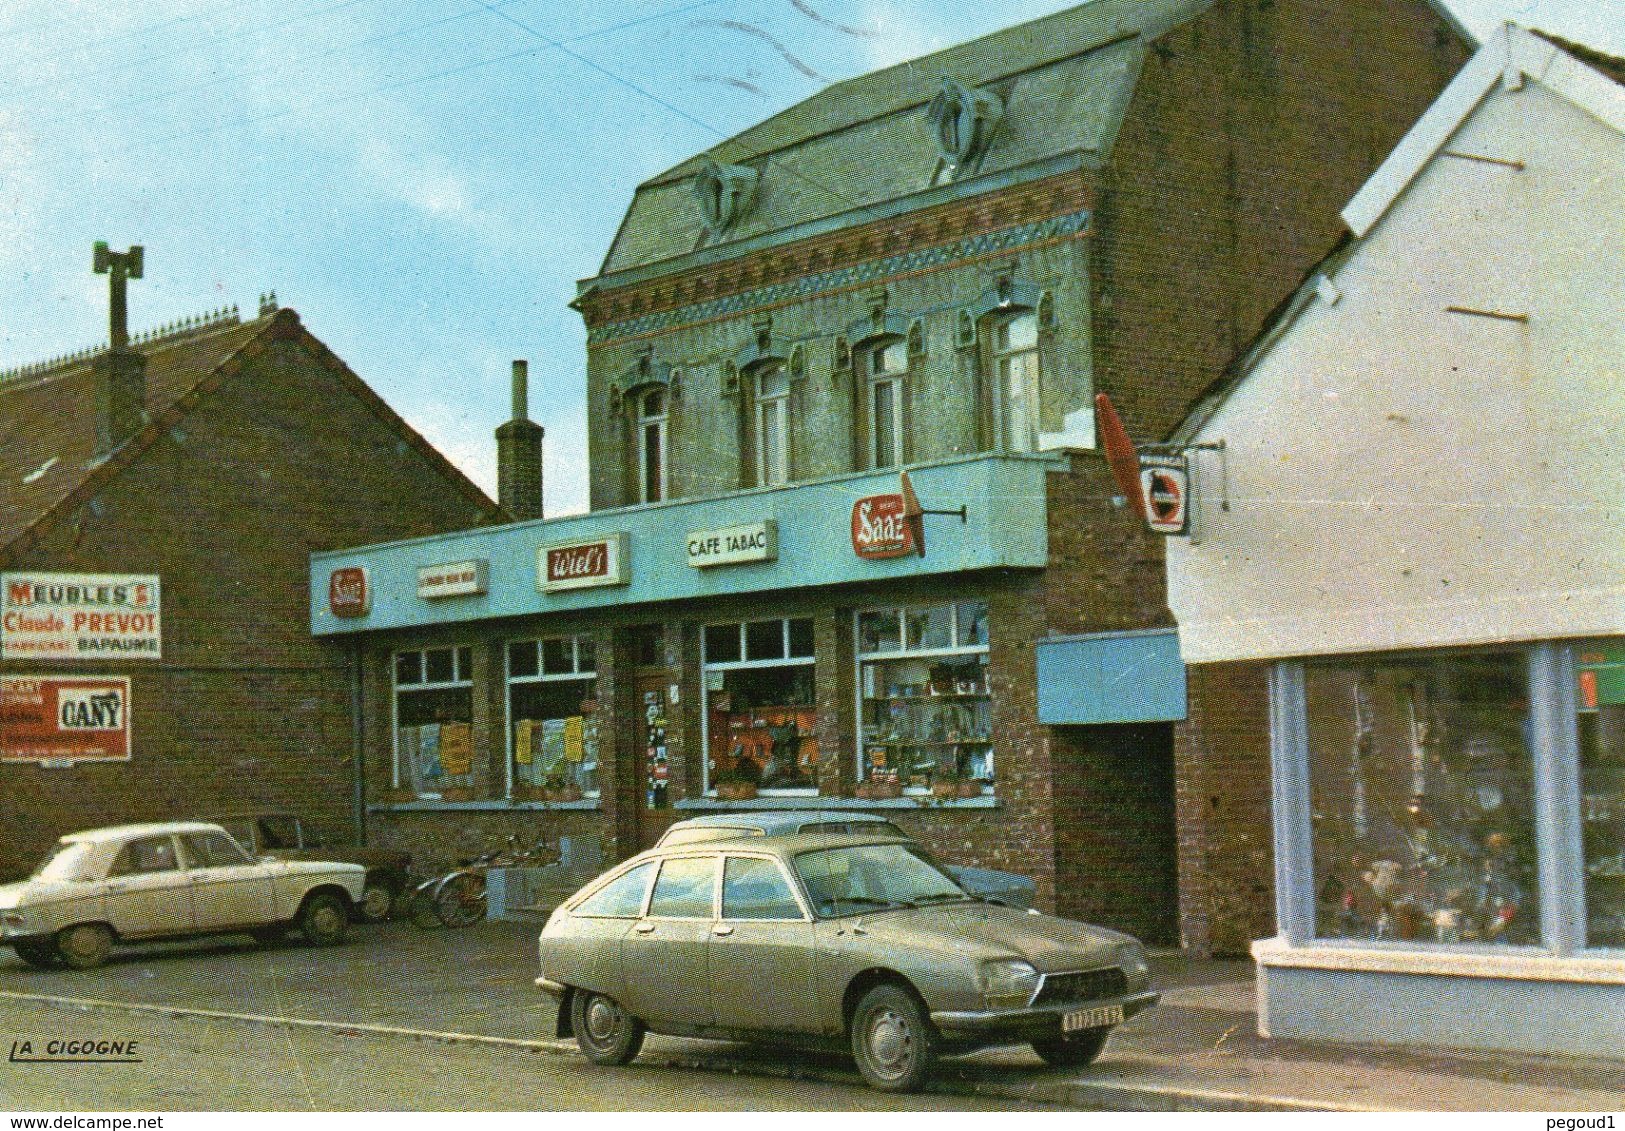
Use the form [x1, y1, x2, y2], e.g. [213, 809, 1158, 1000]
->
[537, 832, 1156, 1092]
[657, 811, 1036, 908]
[210, 812, 410, 923]
[0, 821, 366, 969]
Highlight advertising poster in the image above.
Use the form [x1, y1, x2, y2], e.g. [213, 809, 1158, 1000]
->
[1, 572, 161, 660]
[0, 675, 131, 764]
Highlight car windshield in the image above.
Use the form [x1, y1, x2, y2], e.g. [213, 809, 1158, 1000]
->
[794, 842, 969, 918]
[31, 841, 97, 882]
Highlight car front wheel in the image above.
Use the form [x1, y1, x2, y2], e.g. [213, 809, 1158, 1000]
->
[571, 990, 646, 1066]
[298, 892, 350, 946]
[56, 923, 115, 970]
[851, 984, 937, 1093]
[1031, 1026, 1111, 1067]
[357, 881, 395, 923]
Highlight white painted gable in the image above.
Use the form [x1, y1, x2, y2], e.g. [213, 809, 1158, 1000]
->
[1166, 25, 1625, 663]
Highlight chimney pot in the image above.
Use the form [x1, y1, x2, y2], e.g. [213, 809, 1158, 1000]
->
[512, 359, 529, 421]
[496, 358, 544, 522]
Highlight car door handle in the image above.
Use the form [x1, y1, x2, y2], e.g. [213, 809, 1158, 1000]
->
[711, 924, 733, 937]
[633, 922, 655, 934]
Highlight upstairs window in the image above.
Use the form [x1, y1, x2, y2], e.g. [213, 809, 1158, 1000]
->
[637, 388, 667, 503]
[863, 339, 908, 470]
[753, 363, 790, 487]
[994, 312, 1040, 453]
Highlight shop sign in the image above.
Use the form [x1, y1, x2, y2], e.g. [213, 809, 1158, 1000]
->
[328, 567, 371, 618]
[1, 573, 161, 660]
[541, 533, 629, 592]
[687, 521, 777, 568]
[1, 676, 131, 764]
[1138, 455, 1190, 536]
[851, 495, 915, 559]
[417, 559, 488, 600]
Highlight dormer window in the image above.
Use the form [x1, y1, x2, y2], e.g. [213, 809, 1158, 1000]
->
[863, 338, 908, 470]
[695, 159, 760, 239]
[993, 311, 1040, 453]
[926, 78, 1004, 179]
[637, 387, 667, 503]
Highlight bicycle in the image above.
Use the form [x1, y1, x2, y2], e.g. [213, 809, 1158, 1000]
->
[408, 835, 555, 928]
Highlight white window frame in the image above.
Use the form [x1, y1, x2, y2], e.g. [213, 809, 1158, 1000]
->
[864, 339, 907, 470]
[854, 603, 992, 794]
[391, 646, 474, 791]
[701, 617, 817, 796]
[636, 388, 667, 503]
[993, 311, 1040, 454]
[752, 363, 790, 486]
[504, 635, 599, 800]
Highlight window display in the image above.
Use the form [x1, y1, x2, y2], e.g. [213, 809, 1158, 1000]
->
[704, 618, 817, 793]
[857, 602, 991, 796]
[395, 646, 474, 798]
[1307, 652, 1540, 946]
[1577, 643, 1625, 949]
[508, 635, 598, 801]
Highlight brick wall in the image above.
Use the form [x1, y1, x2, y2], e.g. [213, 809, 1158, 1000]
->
[0, 332, 492, 880]
[1175, 660, 1275, 956]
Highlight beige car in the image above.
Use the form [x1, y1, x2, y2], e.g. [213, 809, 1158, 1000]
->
[537, 833, 1157, 1092]
[0, 821, 366, 969]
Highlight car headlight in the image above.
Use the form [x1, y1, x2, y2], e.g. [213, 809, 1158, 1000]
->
[977, 958, 1040, 1009]
[1118, 942, 1151, 988]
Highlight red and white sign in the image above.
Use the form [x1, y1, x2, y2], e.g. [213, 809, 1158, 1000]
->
[328, 567, 371, 618]
[540, 533, 629, 592]
[417, 559, 488, 600]
[1, 676, 132, 764]
[1138, 455, 1190, 536]
[852, 494, 916, 559]
[1, 573, 161, 660]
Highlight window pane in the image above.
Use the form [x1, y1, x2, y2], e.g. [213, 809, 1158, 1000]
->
[757, 364, 789, 399]
[876, 339, 907, 374]
[457, 647, 473, 679]
[643, 422, 663, 502]
[508, 641, 539, 679]
[1307, 652, 1538, 946]
[1577, 644, 1625, 949]
[956, 602, 989, 647]
[425, 648, 455, 684]
[395, 652, 422, 686]
[906, 606, 954, 651]
[642, 388, 665, 417]
[787, 618, 815, 658]
[115, 837, 178, 875]
[859, 610, 901, 654]
[1003, 352, 1039, 453]
[723, 856, 802, 920]
[872, 380, 897, 468]
[183, 832, 251, 868]
[1001, 312, 1038, 351]
[577, 862, 654, 918]
[649, 856, 715, 918]
[541, 638, 573, 675]
[760, 401, 785, 485]
[577, 636, 597, 674]
[746, 620, 784, 662]
[705, 624, 742, 664]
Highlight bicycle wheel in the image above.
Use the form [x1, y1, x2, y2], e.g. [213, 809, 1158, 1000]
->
[434, 871, 487, 927]
[407, 879, 446, 929]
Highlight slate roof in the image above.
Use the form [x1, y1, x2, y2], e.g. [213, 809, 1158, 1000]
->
[0, 308, 498, 562]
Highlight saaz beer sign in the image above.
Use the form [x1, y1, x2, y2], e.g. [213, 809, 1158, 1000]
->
[851, 494, 915, 559]
[328, 567, 371, 618]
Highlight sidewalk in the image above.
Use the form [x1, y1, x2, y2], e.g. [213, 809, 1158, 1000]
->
[2, 920, 1621, 1111]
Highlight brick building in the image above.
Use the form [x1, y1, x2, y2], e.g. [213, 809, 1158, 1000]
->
[0, 297, 497, 881]
[312, 0, 1469, 949]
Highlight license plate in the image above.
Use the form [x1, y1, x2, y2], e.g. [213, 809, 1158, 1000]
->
[1062, 1004, 1123, 1032]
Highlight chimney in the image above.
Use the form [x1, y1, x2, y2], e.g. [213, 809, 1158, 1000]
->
[91, 241, 148, 457]
[495, 359, 544, 521]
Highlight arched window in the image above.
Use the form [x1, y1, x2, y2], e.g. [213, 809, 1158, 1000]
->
[636, 387, 667, 503]
[993, 311, 1040, 453]
[752, 363, 790, 486]
[861, 338, 908, 470]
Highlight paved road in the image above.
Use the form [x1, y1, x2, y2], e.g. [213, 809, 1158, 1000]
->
[0, 998, 1050, 1111]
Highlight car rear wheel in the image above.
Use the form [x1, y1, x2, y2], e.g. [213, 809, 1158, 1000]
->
[1031, 1026, 1111, 1067]
[358, 880, 395, 923]
[13, 940, 59, 969]
[851, 984, 937, 1093]
[298, 892, 350, 946]
[56, 923, 114, 970]
[571, 990, 646, 1066]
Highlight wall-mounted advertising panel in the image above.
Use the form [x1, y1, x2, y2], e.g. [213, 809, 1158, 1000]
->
[1, 573, 161, 660]
[687, 521, 777, 568]
[417, 559, 489, 600]
[0, 675, 132, 764]
[540, 533, 629, 593]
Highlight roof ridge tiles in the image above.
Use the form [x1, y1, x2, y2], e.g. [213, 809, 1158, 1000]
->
[0, 303, 246, 387]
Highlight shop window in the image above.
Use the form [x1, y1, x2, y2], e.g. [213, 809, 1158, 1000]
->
[993, 312, 1040, 453]
[860, 338, 908, 470]
[1577, 643, 1625, 949]
[1307, 651, 1540, 946]
[508, 635, 599, 801]
[637, 387, 667, 503]
[857, 602, 992, 795]
[394, 646, 475, 799]
[704, 618, 818, 793]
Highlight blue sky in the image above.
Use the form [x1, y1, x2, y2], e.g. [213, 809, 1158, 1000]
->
[2, 0, 1619, 515]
